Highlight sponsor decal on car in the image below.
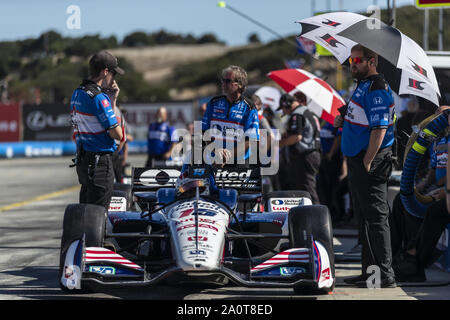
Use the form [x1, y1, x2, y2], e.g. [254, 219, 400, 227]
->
[321, 267, 331, 280]
[189, 250, 206, 255]
[270, 198, 303, 212]
[109, 196, 127, 212]
[89, 266, 116, 275]
[280, 267, 307, 276]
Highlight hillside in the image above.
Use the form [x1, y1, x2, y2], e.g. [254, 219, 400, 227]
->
[1, 5, 449, 104]
[109, 43, 252, 84]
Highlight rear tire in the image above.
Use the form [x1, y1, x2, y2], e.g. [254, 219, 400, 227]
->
[58, 203, 107, 293]
[289, 205, 335, 294]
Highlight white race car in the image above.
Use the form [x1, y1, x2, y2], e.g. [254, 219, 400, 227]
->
[59, 165, 335, 294]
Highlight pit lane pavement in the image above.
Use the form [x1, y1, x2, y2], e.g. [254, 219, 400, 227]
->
[0, 155, 448, 300]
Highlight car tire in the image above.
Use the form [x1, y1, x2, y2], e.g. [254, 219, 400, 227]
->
[288, 204, 335, 294]
[58, 203, 107, 293]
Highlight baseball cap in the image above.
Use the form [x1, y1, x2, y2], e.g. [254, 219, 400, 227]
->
[89, 50, 125, 75]
[277, 93, 295, 111]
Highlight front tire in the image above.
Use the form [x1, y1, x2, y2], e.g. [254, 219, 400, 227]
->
[288, 205, 335, 294]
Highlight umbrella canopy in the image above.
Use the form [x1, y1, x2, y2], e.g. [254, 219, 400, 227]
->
[254, 86, 282, 113]
[268, 68, 346, 124]
[296, 12, 440, 106]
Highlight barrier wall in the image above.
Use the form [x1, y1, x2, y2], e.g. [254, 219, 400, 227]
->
[0, 140, 147, 158]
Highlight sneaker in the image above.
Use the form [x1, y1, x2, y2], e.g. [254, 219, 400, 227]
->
[393, 252, 418, 276]
[380, 277, 397, 288]
[343, 274, 368, 284]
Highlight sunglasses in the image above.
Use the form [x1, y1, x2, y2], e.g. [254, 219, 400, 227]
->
[348, 57, 368, 65]
[221, 78, 237, 84]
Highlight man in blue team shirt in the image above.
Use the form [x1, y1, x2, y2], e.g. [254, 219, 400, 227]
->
[177, 65, 259, 196]
[70, 50, 124, 210]
[145, 107, 176, 168]
[334, 44, 396, 288]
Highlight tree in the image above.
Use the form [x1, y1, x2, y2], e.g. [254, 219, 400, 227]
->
[248, 33, 261, 44]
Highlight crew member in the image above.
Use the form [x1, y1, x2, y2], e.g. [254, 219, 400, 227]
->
[278, 92, 321, 204]
[145, 107, 176, 168]
[179, 65, 259, 195]
[70, 50, 124, 210]
[335, 44, 396, 288]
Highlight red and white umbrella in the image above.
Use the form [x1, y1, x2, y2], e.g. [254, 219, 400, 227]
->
[268, 68, 346, 124]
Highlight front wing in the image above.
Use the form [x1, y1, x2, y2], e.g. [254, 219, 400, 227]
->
[60, 236, 334, 290]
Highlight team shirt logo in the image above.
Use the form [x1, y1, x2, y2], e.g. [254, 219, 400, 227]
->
[101, 99, 110, 108]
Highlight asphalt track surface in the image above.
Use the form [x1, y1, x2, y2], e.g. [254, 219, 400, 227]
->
[0, 155, 449, 301]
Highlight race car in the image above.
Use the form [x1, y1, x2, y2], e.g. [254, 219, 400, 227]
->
[59, 164, 335, 294]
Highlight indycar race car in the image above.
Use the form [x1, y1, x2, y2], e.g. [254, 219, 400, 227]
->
[59, 164, 335, 294]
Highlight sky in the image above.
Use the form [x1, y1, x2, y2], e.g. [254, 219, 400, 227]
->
[0, 0, 417, 46]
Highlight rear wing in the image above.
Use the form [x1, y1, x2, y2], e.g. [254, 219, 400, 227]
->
[132, 165, 261, 193]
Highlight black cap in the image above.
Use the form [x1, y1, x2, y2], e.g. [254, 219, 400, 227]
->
[89, 50, 125, 75]
[277, 93, 295, 111]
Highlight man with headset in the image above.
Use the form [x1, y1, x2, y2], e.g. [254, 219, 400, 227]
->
[70, 50, 124, 210]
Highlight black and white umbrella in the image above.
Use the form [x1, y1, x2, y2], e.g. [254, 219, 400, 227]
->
[296, 12, 441, 106]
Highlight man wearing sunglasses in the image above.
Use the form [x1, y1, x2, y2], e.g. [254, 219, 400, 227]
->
[201, 65, 259, 164]
[334, 44, 396, 288]
[179, 65, 259, 197]
[70, 50, 125, 210]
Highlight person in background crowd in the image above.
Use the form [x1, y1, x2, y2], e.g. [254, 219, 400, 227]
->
[317, 120, 343, 221]
[199, 102, 207, 119]
[145, 106, 176, 168]
[392, 106, 450, 282]
[278, 91, 321, 204]
[335, 44, 396, 288]
[252, 94, 276, 193]
[70, 50, 124, 210]
[389, 136, 446, 260]
[396, 96, 419, 169]
[111, 105, 131, 183]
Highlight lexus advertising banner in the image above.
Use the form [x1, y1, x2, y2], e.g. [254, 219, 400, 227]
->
[22, 103, 72, 141]
[0, 103, 21, 142]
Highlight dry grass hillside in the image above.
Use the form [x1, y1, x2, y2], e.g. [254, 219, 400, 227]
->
[110, 43, 249, 84]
